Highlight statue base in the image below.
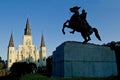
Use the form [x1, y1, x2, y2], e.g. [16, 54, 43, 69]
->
[52, 41, 118, 78]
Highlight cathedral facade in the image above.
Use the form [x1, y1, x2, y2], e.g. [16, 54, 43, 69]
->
[7, 19, 46, 69]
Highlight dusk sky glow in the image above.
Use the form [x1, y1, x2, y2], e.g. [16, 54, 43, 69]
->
[0, 0, 120, 60]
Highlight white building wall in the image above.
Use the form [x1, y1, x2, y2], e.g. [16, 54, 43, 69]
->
[40, 47, 46, 67]
[23, 35, 32, 45]
[7, 47, 15, 69]
[7, 33, 46, 69]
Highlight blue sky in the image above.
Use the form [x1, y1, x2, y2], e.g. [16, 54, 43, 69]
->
[0, 0, 120, 60]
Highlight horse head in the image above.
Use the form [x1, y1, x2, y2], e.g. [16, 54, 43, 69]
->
[70, 6, 80, 13]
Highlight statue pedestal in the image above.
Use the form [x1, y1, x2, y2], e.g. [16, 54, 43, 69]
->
[52, 41, 118, 78]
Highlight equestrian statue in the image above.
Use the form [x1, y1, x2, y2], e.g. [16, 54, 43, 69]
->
[62, 6, 101, 43]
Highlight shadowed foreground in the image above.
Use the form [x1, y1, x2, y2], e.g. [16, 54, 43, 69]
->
[20, 74, 118, 80]
[0, 73, 118, 80]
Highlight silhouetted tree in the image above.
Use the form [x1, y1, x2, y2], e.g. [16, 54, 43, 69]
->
[10, 62, 37, 76]
[0, 56, 2, 61]
[0, 57, 6, 70]
[28, 62, 37, 73]
[104, 41, 120, 77]
[46, 55, 52, 76]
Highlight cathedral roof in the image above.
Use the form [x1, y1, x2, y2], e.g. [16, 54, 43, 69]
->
[41, 34, 45, 47]
[8, 34, 14, 47]
[24, 18, 31, 35]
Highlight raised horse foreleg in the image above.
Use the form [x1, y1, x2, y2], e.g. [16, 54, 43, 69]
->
[62, 20, 69, 35]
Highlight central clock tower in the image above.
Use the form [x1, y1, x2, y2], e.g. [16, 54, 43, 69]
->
[23, 18, 32, 45]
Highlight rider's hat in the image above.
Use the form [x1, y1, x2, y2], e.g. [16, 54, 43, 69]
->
[70, 6, 81, 12]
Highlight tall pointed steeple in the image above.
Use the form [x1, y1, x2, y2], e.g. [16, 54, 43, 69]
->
[8, 34, 14, 47]
[41, 34, 45, 47]
[24, 18, 31, 35]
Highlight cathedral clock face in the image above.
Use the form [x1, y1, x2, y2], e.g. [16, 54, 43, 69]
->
[26, 39, 31, 45]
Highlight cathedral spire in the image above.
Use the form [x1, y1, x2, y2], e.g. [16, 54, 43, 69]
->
[24, 18, 31, 35]
[41, 34, 45, 47]
[8, 34, 14, 47]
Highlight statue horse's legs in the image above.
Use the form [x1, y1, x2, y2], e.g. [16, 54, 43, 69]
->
[62, 20, 70, 34]
[82, 27, 101, 43]
[81, 30, 92, 43]
[87, 35, 91, 41]
[62, 25, 66, 35]
[62, 20, 77, 35]
[81, 32, 88, 43]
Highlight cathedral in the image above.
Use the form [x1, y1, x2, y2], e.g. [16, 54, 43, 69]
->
[7, 19, 46, 69]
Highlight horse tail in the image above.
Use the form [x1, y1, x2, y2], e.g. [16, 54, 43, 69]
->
[93, 28, 101, 41]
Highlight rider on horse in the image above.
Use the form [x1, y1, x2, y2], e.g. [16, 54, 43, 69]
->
[80, 9, 91, 35]
[69, 6, 91, 35]
[62, 6, 101, 43]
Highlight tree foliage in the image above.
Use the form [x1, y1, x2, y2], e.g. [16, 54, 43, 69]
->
[10, 62, 37, 76]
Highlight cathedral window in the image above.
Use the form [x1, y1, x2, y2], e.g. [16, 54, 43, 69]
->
[27, 59, 30, 63]
[10, 51, 12, 53]
[29, 41, 31, 45]
[15, 59, 17, 62]
[43, 57, 46, 61]
[21, 55, 24, 60]
[38, 59, 39, 62]
[43, 59, 45, 61]
[9, 59, 11, 63]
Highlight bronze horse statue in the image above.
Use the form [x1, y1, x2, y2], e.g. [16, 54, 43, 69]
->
[62, 6, 101, 43]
